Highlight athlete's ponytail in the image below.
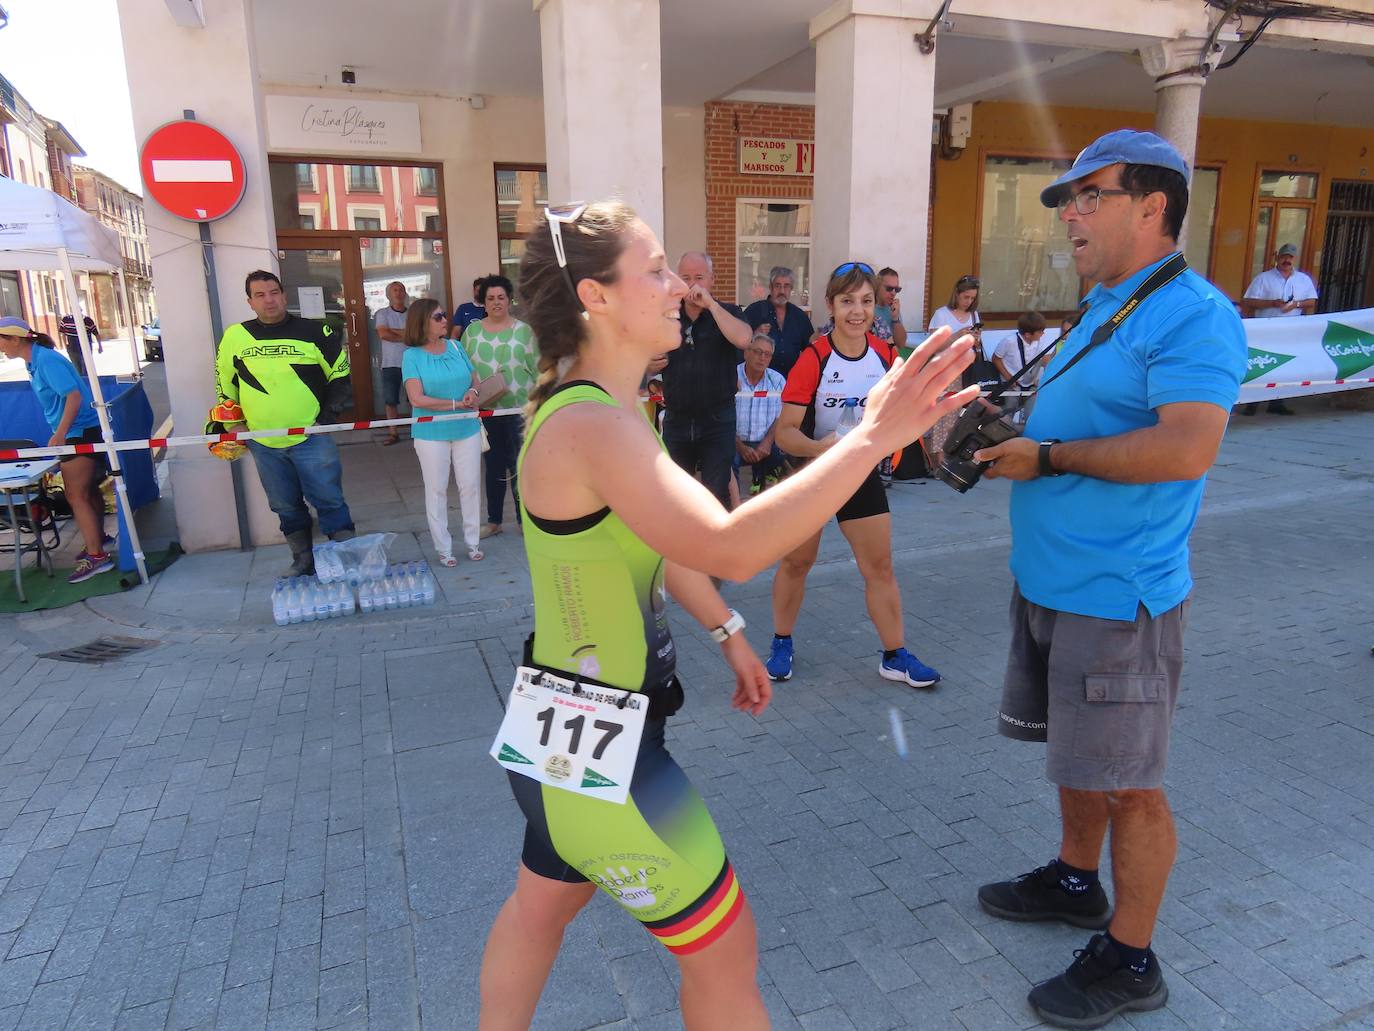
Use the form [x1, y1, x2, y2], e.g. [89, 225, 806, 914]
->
[519, 200, 638, 421]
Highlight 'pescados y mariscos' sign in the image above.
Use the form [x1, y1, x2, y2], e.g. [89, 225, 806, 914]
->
[739, 137, 815, 176]
[265, 96, 422, 154]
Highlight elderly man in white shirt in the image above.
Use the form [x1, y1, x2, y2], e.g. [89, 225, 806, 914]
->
[731, 327, 789, 505]
[1241, 244, 1318, 415]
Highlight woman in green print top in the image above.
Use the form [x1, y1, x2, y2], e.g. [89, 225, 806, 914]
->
[461, 274, 539, 538]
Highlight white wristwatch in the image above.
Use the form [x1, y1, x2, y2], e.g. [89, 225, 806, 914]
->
[709, 608, 746, 643]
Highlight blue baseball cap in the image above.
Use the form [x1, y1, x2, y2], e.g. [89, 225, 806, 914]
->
[1040, 129, 1190, 208]
[0, 316, 34, 338]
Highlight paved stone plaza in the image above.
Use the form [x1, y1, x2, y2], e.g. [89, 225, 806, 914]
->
[1, 403, 1372, 1030]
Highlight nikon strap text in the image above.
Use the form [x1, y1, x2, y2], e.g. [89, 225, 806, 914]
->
[1037, 252, 1189, 393]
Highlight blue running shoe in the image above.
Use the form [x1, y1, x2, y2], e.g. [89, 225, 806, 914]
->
[765, 635, 794, 682]
[879, 648, 941, 688]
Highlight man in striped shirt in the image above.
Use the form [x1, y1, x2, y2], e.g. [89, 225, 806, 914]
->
[733, 328, 788, 500]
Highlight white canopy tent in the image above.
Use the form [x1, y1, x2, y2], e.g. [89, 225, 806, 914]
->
[0, 175, 149, 584]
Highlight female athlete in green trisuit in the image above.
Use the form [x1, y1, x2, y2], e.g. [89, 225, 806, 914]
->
[478, 201, 976, 1030]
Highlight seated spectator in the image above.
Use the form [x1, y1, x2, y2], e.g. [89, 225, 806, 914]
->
[732, 328, 789, 506]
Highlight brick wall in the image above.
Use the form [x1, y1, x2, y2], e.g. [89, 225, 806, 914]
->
[704, 100, 815, 303]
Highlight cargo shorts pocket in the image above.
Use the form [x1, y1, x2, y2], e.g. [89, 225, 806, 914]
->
[1072, 674, 1168, 761]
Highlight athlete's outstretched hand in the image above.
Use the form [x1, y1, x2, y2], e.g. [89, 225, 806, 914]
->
[722, 633, 772, 717]
[859, 327, 980, 455]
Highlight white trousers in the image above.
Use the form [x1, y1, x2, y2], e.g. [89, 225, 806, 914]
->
[413, 435, 482, 555]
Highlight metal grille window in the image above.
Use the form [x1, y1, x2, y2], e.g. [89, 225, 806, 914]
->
[1318, 181, 1374, 314]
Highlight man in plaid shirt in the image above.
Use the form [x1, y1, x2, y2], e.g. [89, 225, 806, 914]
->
[734, 328, 789, 499]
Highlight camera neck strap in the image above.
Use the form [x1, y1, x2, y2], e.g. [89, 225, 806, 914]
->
[1033, 252, 1188, 393]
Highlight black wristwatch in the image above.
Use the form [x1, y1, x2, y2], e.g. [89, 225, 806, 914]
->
[1038, 439, 1063, 478]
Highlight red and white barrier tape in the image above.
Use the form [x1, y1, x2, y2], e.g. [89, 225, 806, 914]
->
[5, 376, 1370, 462]
[0, 406, 523, 461]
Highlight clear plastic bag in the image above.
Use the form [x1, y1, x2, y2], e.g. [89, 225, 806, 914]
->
[313, 532, 396, 585]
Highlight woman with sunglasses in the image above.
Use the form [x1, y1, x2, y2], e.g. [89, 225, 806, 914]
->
[476, 202, 976, 1030]
[401, 298, 483, 564]
[762, 262, 943, 688]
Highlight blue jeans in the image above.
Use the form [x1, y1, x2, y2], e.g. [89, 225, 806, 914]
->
[662, 403, 735, 508]
[247, 434, 354, 537]
[733, 440, 787, 484]
[481, 414, 523, 526]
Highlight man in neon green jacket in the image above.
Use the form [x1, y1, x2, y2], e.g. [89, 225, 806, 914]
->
[216, 270, 355, 575]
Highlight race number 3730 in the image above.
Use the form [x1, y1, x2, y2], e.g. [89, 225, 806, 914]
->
[490, 667, 647, 805]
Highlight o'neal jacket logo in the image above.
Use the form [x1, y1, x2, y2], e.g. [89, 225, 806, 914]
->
[1321, 322, 1374, 379]
[240, 344, 308, 359]
[1243, 347, 1296, 384]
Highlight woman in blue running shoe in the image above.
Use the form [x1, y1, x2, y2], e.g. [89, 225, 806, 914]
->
[763, 262, 944, 689]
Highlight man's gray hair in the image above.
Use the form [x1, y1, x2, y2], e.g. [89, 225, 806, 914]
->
[769, 266, 794, 283]
[678, 251, 713, 273]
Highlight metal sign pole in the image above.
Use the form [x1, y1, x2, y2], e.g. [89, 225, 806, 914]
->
[184, 108, 251, 551]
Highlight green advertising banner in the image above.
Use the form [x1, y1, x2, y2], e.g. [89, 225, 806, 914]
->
[1238, 307, 1374, 402]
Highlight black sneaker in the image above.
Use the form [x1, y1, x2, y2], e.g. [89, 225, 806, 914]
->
[977, 862, 1111, 929]
[1029, 934, 1168, 1029]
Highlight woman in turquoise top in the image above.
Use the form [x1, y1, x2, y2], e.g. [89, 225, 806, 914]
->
[400, 298, 483, 564]
[0, 317, 112, 584]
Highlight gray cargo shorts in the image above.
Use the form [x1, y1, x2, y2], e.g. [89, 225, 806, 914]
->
[997, 584, 1188, 791]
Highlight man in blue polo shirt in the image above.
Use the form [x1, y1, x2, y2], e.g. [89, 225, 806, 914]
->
[973, 130, 1245, 1029]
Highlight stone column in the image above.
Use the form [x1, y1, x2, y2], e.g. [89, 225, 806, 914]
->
[810, 1, 939, 328]
[1141, 34, 1223, 251]
[534, 0, 665, 239]
[115, 0, 280, 551]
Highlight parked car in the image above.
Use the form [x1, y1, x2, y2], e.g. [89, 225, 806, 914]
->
[142, 319, 163, 362]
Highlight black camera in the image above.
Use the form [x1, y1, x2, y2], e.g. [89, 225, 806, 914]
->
[934, 401, 1022, 493]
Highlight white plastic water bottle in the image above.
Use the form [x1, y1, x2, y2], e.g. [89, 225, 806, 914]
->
[286, 581, 303, 624]
[417, 562, 435, 606]
[272, 580, 289, 627]
[396, 566, 412, 608]
[383, 571, 398, 610]
[326, 581, 343, 619]
[358, 580, 374, 614]
[835, 398, 862, 437]
[339, 581, 355, 616]
[300, 580, 316, 622]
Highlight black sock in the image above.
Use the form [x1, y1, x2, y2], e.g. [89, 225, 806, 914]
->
[774, 634, 791, 642]
[883, 648, 900, 661]
[1106, 932, 1152, 975]
[1053, 858, 1099, 895]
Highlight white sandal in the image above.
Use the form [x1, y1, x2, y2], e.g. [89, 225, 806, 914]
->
[467, 546, 484, 562]
[436, 553, 458, 568]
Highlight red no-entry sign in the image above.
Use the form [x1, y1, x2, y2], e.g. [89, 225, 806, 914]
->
[139, 120, 246, 223]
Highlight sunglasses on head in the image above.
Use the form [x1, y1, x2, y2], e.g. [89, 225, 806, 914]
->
[832, 261, 874, 278]
[956, 276, 980, 289]
[547, 202, 590, 319]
